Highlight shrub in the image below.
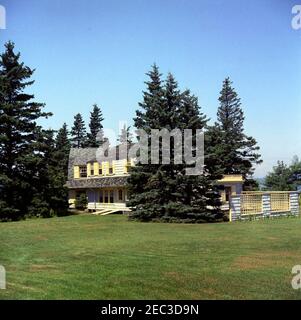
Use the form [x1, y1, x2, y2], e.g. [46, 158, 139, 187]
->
[74, 193, 88, 210]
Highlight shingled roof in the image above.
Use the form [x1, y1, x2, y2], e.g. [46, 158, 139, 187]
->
[66, 176, 128, 189]
[67, 147, 131, 188]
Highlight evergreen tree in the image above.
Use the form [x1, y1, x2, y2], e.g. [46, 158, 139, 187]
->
[87, 104, 104, 147]
[29, 126, 70, 217]
[28, 129, 55, 218]
[49, 123, 71, 215]
[211, 77, 262, 181]
[117, 125, 133, 160]
[128, 64, 167, 220]
[56, 123, 70, 152]
[133, 63, 165, 132]
[176, 89, 223, 220]
[55, 122, 71, 177]
[289, 156, 301, 190]
[127, 65, 222, 222]
[264, 157, 301, 191]
[0, 41, 51, 220]
[290, 156, 301, 176]
[71, 113, 86, 148]
[264, 161, 293, 191]
[118, 124, 133, 145]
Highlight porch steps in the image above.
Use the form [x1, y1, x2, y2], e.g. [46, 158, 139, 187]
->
[92, 209, 121, 215]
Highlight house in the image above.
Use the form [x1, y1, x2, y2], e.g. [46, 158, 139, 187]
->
[66, 147, 134, 214]
[66, 147, 244, 213]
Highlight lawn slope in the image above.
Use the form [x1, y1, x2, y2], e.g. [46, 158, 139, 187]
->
[0, 214, 300, 299]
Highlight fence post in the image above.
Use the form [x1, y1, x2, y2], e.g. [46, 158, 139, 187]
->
[290, 192, 300, 216]
[0, 265, 5, 290]
[229, 195, 241, 221]
[262, 193, 271, 217]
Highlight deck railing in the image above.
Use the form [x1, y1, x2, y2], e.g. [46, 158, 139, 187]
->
[270, 192, 290, 212]
[241, 193, 263, 216]
[230, 191, 299, 221]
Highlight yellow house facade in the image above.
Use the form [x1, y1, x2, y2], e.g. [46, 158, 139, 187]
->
[66, 147, 135, 213]
[66, 147, 244, 214]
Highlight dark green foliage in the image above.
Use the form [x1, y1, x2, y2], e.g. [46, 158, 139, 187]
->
[54, 123, 71, 178]
[209, 78, 262, 183]
[75, 193, 88, 210]
[50, 123, 71, 215]
[27, 129, 69, 218]
[264, 158, 301, 191]
[127, 65, 222, 222]
[71, 113, 86, 148]
[0, 42, 71, 221]
[134, 64, 165, 132]
[243, 179, 260, 191]
[87, 104, 104, 147]
[289, 155, 301, 188]
[56, 123, 70, 156]
[0, 41, 52, 220]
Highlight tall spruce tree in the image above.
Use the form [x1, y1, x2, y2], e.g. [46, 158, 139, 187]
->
[52, 123, 71, 214]
[23, 127, 69, 218]
[133, 64, 165, 132]
[118, 124, 133, 145]
[28, 129, 55, 217]
[46, 125, 70, 216]
[0, 41, 52, 220]
[127, 65, 222, 222]
[128, 64, 167, 220]
[87, 104, 104, 147]
[55, 122, 71, 177]
[117, 125, 133, 159]
[175, 89, 223, 218]
[210, 77, 262, 181]
[71, 113, 86, 148]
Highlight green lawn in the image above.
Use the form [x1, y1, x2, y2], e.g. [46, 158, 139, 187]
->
[0, 214, 301, 300]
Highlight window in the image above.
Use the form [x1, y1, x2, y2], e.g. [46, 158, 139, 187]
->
[110, 190, 114, 203]
[90, 169, 94, 176]
[116, 145, 120, 160]
[109, 166, 113, 174]
[99, 168, 103, 175]
[99, 190, 103, 203]
[79, 166, 87, 178]
[118, 189, 123, 201]
[104, 190, 109, 203]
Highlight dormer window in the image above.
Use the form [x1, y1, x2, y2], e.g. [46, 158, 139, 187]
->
[109, 167, 113, 174]
[99, 168, 103, 175]
[79, 166, 87, 178]
[90, 169, 94, 176]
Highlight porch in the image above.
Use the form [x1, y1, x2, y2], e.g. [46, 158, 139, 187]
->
[69, 188, 131, 212]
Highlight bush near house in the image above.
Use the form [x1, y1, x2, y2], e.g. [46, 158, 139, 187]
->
[74, 194, 88, 210]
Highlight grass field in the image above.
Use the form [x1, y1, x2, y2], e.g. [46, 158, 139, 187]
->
[0, 214, 301, 300]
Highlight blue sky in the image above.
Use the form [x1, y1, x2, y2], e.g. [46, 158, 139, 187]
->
[0, 0, 300, 177]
